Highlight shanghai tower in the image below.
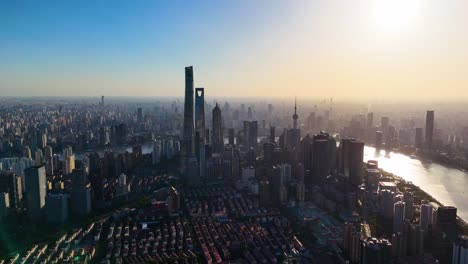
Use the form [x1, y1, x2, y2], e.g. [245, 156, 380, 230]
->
[183, 66, 195, 158]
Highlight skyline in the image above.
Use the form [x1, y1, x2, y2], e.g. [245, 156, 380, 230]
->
[1, 0, 468, 100]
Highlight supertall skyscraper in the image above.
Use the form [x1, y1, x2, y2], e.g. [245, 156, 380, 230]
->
[425, 110, 434, 149]
[183, 66, 195, 158]
[212, 103, 223, 153]
[195, 88, 206, 179]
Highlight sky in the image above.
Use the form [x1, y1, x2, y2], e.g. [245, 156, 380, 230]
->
[1, 0, 467, 100]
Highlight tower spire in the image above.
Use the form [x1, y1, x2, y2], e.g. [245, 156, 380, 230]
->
[292, 97, 298, 129]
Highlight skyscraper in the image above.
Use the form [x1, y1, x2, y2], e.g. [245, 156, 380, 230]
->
[415, 128, 423, 148]
[212, 103, 223, 153]
[137, 107, 143, 123]
[339, 138, 364, 187]
[195, 88, 206, 180]
[425, 110, 434, 149]
[25, 166, 46, 220]
[183, 66, 195, 158]
[0, 170, 22, 208]
[270, 126, 276, 144]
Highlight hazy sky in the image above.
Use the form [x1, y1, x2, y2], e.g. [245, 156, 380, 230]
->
[1, 0, 467, 100]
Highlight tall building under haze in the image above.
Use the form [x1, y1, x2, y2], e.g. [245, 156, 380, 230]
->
[425, 110, 434, 149]
[212, 103, 223, 153]
[183, 66, 195, 158]
[195, 88, 206, 180]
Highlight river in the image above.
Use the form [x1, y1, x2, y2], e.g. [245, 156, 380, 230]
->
[364, 146, 468, 222]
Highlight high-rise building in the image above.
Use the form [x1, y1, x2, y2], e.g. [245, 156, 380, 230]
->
[270, 126, 276, 144]
[212, 103, 223, 153]
[152, 140, 162, 164]
[228, 128, 235, 146]
[415, 128, 423, 148]
[183, 66, 195, 158]
[186, 157, 200, 186]
[376, 131, 383, 149]
[0, 192, 9, 221]
[452, 235, 468, 264]
[63, 146, 75, 175]
[425, 110, 434, 149]
[44, 146, 54, 175]
[194, 88, 206, 179]
[367, 112, 374, 129]
[361, 238, 392, 264]
[0, 170, 22, 208]
[46, 193, 69, 224]
[101, 95, 104, 106]
[393, 201, 406, 233]
[339, 138, 364, 187]
[420, 201, 435, 231]
[403, 191, 414, 221]
[71, 169, 91, 216]
[137, 107, 143, 123]
[25, 166, 46, 220]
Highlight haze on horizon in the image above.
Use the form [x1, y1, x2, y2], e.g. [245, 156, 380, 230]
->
[1, 0, 467, 101]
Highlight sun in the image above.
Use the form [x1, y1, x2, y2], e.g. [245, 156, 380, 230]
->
[371, 0, 422, 32]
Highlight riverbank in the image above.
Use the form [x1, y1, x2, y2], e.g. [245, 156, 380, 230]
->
[379, 169, 468, 235]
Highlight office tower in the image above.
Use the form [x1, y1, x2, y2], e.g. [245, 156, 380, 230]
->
[228, 128, 235, 145]
[375, 131, 383, 150]
[183, 66, 195, 158]
[296, 182, 305, 202]
[367, 112, 374, 129]
[380, 189, 395, 219]
[381, 116, 390, 129]
[339, 138, 364, 187]
[46, 193, 68, 224]
[44, 146, 54, 175]
[63, 146, 75, 175]
[35, 149, 43, 166]
[0, 170, 22, 208]
[0, 192, 9, 221]
[71, 169, 91, 215]
[270, 126, 276, 144]
[404, 191, 414, 220]
[279, 163, 292, 185]
[407, 224, 424, 256]
[452, 235, 468, 264]
[393, 201, 406, 233]
[415, 128, 423, 148]
[195, 88, 206, 179]
[259, 180, 271, 207]
[243, 121, 258, 149]
[436, 206, 457, 227]
[40, 133, 47, 149]
[392, 232, 407, 258]
[137, 107, 143, 123]
[152, 140, 162, 164]
[247, 107, 253, 120]
[205, 129, 210, 145]
[361, 238, 392, 264]
[23, 147, 32, 159]
[101, 95, 104, 106]
[263, 143, 275, 165]
[425, 110, 434, 149]
[186, 157, 200, 186]
[420, 201, 435, 231]
[25, 166, 46, 220]
[212, 103, 223, 153]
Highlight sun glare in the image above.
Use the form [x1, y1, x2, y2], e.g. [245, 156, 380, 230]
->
[371, 0, 422, 32]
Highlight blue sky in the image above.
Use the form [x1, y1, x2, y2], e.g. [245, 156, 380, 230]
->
[1, 0, 467, 100]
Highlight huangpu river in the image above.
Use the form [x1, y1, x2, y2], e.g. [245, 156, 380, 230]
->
[364, 146, 468, 222]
